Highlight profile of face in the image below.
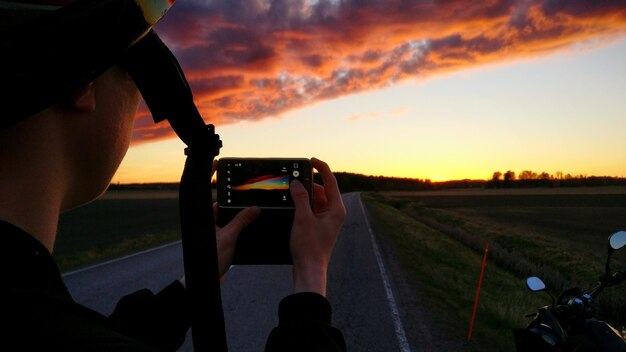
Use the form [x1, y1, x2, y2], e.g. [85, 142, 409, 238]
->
[60, 65, 141, 210]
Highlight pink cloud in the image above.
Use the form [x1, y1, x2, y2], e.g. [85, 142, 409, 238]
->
[130, 0, 626, 144]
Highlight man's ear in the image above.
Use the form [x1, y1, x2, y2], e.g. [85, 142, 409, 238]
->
[68, 82, 96, 112]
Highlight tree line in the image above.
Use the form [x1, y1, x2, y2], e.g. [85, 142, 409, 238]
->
[108, 171, 626, 193]
[326, 171, 626, 193]
[486, 170, 626, 188]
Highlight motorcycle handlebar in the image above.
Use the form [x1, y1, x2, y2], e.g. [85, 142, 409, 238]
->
[594, 271, 626, 295]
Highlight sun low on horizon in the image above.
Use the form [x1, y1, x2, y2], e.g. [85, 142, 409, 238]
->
[112, 0, 626, 185]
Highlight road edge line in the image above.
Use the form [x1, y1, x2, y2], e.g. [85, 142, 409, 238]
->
[358, 194, 412, 352]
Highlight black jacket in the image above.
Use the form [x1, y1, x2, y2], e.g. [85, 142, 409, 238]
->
[0, 220, 346, 351]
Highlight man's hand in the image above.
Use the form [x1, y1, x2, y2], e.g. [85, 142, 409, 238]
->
[213, 203, 260, 277]
[289, 158, 346, 296]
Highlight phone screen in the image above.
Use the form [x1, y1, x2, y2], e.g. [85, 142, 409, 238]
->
[217, 158, 312, 208]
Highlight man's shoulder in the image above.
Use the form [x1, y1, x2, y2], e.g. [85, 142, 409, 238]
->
[0, 288, 159, 351]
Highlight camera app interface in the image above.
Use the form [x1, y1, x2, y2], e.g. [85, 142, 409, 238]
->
[221, 160, 304, 208]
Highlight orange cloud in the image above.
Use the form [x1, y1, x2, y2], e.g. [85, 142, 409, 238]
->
[131, 0, 626, 144]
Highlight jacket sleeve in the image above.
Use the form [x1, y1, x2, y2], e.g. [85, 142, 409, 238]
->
[265, 292, 347, 352]
[109, 280, 190, 351]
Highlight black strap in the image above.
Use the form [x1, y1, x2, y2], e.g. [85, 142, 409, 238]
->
[180, 133, 226, 352]
[123, 31, 227, 352]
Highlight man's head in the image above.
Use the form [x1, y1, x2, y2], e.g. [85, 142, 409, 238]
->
[57, 65, 141, 210]
[1, 0, 216, 213]
[0, 64, 140, 211]
[0, 0, 173, 209]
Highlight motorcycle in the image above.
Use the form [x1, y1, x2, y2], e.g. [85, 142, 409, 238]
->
[515, 230, 626, 352]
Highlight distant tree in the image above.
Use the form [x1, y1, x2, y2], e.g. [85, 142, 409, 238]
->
[519, 170, 538, 180]
[504, 170, 516, 182]
[492, 171, 502, 182]
[539, 172, 551, 180]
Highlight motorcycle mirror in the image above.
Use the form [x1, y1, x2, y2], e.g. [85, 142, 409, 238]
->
[609, 231, 626, 251]
[526, 276, 546, 292]
[605, 230, 626, 276]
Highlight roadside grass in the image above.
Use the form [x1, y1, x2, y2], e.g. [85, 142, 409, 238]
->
[54, 189, 219, 272]
[394, 197, 626, 325]
[54, 196, 181, 272]
[55, 232, 180, 272]
[362, 192, 626, 351]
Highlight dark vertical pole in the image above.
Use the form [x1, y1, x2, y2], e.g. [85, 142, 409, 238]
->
[179, 126, 227, 352]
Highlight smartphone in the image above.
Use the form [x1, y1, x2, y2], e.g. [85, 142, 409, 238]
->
[216, 157, 313, 264]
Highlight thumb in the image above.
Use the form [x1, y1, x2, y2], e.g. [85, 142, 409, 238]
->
[290, 180, 312, 217]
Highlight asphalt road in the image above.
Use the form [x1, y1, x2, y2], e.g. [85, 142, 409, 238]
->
[63, 193, 415, 351]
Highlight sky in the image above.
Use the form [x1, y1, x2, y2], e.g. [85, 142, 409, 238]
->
[112, 0, 626, 183]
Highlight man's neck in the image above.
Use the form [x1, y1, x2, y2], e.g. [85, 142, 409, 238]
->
[0, 179, 63, 252]
[0, 117, 67, 253]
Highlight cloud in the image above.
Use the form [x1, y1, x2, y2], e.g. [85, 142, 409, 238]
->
[131, 0, 626, 144]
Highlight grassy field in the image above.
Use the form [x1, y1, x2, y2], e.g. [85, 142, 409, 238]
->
[362, 187, 626, 351]
[54, 191, 182, 271]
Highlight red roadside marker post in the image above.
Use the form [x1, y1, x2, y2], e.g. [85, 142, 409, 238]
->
[468, 242, 489, 343]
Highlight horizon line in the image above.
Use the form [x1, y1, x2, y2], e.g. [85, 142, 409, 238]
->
[109, 172, 626, 186]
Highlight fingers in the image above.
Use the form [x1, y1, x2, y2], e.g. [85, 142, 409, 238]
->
[290, 180, 313, 219]
[312, 183, 328, 211]
[223, 207, 261, 235]
[215, 206, 259, 279]
[311, 157, 343, 208]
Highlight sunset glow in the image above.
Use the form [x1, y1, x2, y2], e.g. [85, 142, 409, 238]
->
[113, 0, 626, 184]
[232, 175, 290, 191]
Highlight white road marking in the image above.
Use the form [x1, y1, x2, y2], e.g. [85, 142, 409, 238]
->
[358, 195, 412, 352]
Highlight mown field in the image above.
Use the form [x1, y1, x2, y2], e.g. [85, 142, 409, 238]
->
[362, 187, 626, 351]
[54, 191, 181, 271]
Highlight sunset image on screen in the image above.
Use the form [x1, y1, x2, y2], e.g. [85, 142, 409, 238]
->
[232, 175, 290, 191]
